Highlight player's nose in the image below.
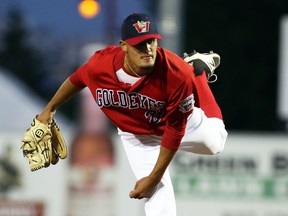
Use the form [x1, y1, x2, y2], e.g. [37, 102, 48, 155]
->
[141, 42, 152, 54]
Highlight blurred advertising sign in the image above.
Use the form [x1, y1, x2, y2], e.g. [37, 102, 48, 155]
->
[67, 133, 115, 216]
[171, 134, 288, 216]
[0, 200, 44, 216]
[67, 86, 115, 216]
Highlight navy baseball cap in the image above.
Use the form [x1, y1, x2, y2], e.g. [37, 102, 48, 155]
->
[121, 13, 162, 46]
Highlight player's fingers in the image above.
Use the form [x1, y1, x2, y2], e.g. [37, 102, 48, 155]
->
[129, 190, 143, 199]
[129, 190, 136, 198]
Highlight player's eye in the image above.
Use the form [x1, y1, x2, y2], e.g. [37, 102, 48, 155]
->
[134, 39, 156, 50]
[146, 39, 156, 45]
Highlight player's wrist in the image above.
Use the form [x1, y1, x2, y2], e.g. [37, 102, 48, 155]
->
[148, 170, 164, 183]
[37, 110, 55, 124]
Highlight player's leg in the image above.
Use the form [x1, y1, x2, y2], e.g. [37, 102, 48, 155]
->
[180, 107, 227, 154]
[181, 51, 228, 154]
[184, 51, 223, 119]
[118, 129, 177, 216]
[183, 51, 220, 83]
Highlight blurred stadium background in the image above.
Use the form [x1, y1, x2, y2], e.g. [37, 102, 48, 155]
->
[0, 0, 287, 216]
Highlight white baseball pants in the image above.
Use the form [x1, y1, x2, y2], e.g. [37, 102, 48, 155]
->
[118, 107, 228, 216]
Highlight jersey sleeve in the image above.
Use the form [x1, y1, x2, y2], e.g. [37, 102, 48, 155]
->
[69, 63, 89, 88]
[161, 85, 194, 150]
[160, 64, 195, 151]
[69, 46, 118, 88]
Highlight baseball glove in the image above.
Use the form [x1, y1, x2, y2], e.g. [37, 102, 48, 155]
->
[50, 119, 67, 163]
[21, 117, 67, 171]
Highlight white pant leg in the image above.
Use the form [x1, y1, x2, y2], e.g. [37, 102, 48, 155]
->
[118, 130, 177, 216]
[180, 107, 228, 154]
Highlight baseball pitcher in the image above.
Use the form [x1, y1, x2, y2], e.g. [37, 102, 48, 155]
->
[21, 12, 227, 216]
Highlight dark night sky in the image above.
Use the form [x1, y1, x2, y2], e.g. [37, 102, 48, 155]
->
[0, 0, 150, 39]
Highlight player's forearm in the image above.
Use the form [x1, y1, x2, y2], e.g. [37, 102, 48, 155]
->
[46, 78, 83, 111]
[149, 145, 177, 182]
[38, 78, 83, 123]
[129, 145, 177, 199]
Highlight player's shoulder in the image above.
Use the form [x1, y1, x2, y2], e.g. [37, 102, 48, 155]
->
[156, 47, 193, 79]
[87, 45, 121, 65]
[94, 45, 121, 57]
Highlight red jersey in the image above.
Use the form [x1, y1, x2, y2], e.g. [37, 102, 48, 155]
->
[70, 46, 195, 150]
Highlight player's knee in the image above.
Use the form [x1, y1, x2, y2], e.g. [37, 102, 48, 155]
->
[190, 140, 224, 155]
[207, 130, 227, 155]
[204, 133, 226, 155]
[207, 141, 224, 155]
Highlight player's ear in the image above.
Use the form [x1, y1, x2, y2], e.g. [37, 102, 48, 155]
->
[119, 40, 127, 52]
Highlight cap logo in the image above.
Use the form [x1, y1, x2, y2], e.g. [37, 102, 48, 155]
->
[133, 21, 150, 33]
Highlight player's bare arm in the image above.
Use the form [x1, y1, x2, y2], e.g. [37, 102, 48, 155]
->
[129, 146, 177, 199]
[37, 78, 83, 124]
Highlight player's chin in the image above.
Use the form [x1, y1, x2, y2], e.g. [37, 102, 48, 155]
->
[141, 60, 155, 69]
[140, 64, 154, 71]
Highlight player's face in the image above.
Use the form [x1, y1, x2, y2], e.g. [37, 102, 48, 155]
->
[121, 39, 158, 72]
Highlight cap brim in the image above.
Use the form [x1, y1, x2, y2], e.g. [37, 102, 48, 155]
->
[125, 34, 162, 46]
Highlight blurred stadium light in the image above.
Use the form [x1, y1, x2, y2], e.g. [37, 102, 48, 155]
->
[78, 0, 101, 19]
